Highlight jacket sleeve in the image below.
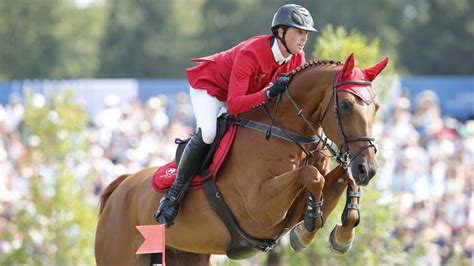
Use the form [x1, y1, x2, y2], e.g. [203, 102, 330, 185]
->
[226, 51, 267, 116]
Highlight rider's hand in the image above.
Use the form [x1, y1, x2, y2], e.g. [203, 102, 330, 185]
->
[266, 75, 290, 99]
[267, 75, 290, 99]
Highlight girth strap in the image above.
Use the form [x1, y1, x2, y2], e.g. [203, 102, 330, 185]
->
[201, 178, 278, 259]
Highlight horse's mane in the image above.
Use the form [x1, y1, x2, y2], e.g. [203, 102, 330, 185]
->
[288, 59, 342, 80]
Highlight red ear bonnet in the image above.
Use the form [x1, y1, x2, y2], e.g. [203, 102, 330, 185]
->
[363, 57, 389, 81]
[336, 54, 389, 104]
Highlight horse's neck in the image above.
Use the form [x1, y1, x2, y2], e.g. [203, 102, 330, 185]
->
[261, 67, 337, 136]
[293, 68, 334, 112]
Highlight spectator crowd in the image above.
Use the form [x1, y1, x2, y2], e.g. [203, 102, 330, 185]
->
[0, 89, 472, 264]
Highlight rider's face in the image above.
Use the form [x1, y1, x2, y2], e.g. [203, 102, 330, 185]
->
[278, 27, 309, 56]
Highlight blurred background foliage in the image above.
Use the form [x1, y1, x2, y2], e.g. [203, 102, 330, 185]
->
[280, 186, 423, 266]
[0, 90, 96, 265]
[0, 0, 473, 80]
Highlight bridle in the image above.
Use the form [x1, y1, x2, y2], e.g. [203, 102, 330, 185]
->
[231, 72, 377, 176]
[321, 79, 377, 169]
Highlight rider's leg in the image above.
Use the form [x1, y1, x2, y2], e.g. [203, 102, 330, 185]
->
[155, 128, 210, 226]
[154, 87, 225, 227]
[189, 87, 226, 145]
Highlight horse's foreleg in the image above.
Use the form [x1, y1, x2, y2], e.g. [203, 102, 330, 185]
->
[290, 166, 349, 251]
[285, 165, 328, 251]
[328, 220, 356, 254]
[329, 183, 360, 254]
[245, 165, 324, 230]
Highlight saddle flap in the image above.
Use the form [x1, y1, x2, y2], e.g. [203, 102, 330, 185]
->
[175, 116, 231, 174]
[152, 115, 238, 193]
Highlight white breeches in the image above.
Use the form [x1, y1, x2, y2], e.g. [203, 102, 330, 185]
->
[189, 86, 226, 144]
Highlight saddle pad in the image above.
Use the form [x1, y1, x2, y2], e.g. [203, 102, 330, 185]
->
[151, 123, 238, 193]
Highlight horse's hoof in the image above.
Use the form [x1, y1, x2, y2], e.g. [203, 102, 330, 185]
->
[289, 228, 306, 252]
[328, 227, 353, 254]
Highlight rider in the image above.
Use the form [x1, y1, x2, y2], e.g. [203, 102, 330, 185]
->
[155, 4, 317, 227]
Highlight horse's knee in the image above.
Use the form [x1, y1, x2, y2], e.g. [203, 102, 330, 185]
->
[298, 165, 324, 190]
[312, 154, 331, 175]
[299, 165, 323, 180]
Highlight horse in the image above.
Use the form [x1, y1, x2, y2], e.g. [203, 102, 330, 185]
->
[94, 53, 388, 266]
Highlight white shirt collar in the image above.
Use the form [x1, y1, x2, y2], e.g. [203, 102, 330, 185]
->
[271, 37, 292, 65]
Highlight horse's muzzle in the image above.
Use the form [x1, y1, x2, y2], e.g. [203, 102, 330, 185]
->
[351, 157, 377, 186]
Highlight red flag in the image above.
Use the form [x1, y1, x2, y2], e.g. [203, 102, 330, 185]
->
[136, 224, 166, 264]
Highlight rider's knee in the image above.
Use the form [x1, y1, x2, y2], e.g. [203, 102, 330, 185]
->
[200, 127, 216, 144]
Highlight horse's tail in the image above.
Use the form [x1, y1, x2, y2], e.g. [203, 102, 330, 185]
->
[98, 174, 130, 216]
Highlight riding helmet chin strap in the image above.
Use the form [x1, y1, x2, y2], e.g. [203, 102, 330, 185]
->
[276, 28, 292, 55]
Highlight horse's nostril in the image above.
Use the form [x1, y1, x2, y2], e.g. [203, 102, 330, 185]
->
[358, 164, 367, 177]
[368, 168, 377, 178]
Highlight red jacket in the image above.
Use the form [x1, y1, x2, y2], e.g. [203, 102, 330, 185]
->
[186, 35, 305, 115]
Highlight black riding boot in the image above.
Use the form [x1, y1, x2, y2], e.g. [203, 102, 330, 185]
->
[154, 129, 210, 227]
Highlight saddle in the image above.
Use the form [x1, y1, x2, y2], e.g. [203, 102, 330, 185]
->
[151, 115, 235, 192]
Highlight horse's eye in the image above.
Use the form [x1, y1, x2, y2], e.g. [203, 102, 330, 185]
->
[339, 101, 353, 112]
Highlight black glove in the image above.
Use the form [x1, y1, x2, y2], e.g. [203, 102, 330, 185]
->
[267, 75, 290, 99]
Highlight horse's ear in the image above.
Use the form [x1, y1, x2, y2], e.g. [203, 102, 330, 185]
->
[340, 53, 355, 80]
[363, 57, 389, 81]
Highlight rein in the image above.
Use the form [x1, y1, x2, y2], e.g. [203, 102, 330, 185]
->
[232, 72, 377, 173]
[230, 94, 331, 161]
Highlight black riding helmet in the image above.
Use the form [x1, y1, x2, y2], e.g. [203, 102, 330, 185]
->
[271, 4, 317, 54]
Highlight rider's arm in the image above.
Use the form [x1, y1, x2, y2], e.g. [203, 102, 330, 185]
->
[226, 50, 268, 116]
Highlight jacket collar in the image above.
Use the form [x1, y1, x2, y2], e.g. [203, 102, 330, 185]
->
[271, 37, 292, 65]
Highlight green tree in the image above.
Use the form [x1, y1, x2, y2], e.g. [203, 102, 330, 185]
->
[0, 90, 96, 265]
[314, 25, 384, 67]
[2, 1, 472, 78]
[0, 0, 61, 79]
[97, 0, 205, 78]
[51, 1, 108, 78]
[314, 25, 397, 101]
[396, 0, 474, 75]
[0, 0, 107, 80]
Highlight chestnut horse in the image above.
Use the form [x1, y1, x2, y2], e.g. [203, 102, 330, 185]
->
[95, 54, 388, 265]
